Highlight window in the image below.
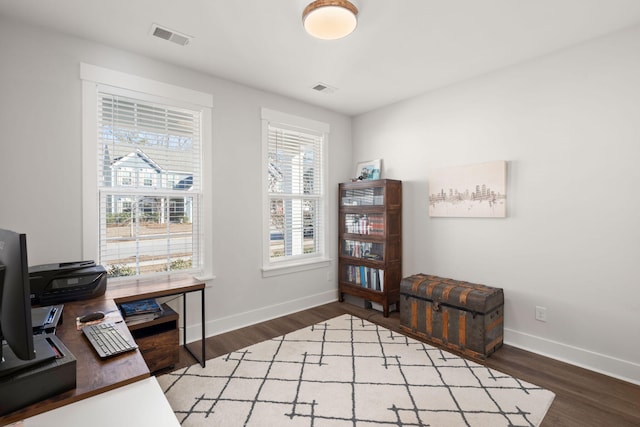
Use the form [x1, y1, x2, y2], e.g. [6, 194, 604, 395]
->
[120, 171, 132, 186]
[261, 108, 330, 276]
[142, 172, 153, 187]
[82, 64, 213, 280]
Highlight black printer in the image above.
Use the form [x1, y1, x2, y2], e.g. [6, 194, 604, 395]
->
[29, 260, 107, 305]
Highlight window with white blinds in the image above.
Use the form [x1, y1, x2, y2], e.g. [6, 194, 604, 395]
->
[262, 109, 329, 272]
[97, 92, 202, 278]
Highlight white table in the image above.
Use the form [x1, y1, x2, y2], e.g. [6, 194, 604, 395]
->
[13, 377, 179, 427]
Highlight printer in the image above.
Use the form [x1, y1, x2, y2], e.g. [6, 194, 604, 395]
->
[29, 260, 107, 305]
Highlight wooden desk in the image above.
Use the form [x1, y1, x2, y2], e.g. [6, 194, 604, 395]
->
[106, 275, 206, 368]
[0, 275, 205, 426]
[18, 377, 180, 427]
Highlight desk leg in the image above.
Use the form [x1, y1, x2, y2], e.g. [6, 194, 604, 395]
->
[200, 287, 205, 366]
[183, 289, 206, 368]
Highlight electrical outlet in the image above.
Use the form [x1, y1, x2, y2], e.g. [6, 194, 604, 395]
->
[326, 271, 333, 282]
[535, 306, 547, 322]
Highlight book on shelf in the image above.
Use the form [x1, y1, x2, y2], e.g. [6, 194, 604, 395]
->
[120, 298, 162, 316]
[120, 298, 163, 325]
[123, 311, 162, 326]
[368, 215, 385, 235]
[346, 265, 384, 291]
[372, 269, 379, 291]
[345, 214, 385, 236]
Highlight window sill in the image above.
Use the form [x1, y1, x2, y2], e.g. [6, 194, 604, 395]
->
[262, 257, 332, 278]
[106, 270, 211, 289]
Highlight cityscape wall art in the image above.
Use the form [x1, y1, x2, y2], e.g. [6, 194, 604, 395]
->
[428, 160, 507, 218]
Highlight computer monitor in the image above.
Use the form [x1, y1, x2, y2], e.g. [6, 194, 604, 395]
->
[0, 229, 77, 415]
[0, 228, 36, 377]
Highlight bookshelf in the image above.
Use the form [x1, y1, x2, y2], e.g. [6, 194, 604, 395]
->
[338, 179, 402, 317]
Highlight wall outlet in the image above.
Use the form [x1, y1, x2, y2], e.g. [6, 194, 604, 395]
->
[326, 271, 333, 282]
[535, 306, 547, 322]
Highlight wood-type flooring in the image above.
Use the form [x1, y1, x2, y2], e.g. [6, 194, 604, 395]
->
[163, 301, 640, 427]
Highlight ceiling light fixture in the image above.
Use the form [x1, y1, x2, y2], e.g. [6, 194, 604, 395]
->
[302, 0, 358, 40]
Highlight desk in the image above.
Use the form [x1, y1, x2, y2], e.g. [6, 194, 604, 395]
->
[0, 275, 205, 426]
[16, 377, 180, 427]
[106, 275, 206, 368]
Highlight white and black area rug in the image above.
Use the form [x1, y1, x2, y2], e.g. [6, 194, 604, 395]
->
[158, 314, 555, 426]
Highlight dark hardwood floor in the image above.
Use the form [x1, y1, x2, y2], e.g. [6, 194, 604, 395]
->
[162, 301, 640, 427]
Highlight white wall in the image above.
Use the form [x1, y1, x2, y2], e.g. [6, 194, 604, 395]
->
[352, 25, 640, 384]
[3, 14, 638, 385]
[0, 18, 352, 340]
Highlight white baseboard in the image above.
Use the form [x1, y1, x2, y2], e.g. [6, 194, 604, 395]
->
[183, 290, 338, 345]
[504, 328, 640, 386]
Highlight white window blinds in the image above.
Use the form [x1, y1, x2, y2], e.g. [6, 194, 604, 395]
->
[97, 92, 202, 277]
[266, 121, 325, 262]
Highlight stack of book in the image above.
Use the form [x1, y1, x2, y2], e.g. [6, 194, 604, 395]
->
[120, 298, 163, 326]
[345, 265, 385, 291]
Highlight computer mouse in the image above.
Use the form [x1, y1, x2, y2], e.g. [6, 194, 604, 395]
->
[79, 311, 105, 323]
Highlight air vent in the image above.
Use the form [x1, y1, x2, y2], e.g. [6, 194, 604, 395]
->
[150, 24, 192, 46]
[312, 82, 337, 94]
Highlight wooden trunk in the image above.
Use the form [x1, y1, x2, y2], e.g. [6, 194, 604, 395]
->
[399, 274, 504, 359]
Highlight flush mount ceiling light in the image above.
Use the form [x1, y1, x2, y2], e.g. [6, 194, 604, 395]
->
[302, 0, 358, 40]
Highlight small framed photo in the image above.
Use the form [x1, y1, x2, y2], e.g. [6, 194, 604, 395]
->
[355, 159, 382, 180]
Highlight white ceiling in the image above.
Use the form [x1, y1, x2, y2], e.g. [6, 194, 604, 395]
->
[2, 0, 640, 116]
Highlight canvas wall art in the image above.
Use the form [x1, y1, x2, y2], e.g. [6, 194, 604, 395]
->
[429, 160, 507, 218]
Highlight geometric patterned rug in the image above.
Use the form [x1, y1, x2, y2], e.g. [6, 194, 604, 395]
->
[158, 314, 555, 426]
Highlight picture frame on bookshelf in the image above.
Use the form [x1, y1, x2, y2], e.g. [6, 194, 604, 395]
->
[355, 159, 382, 181]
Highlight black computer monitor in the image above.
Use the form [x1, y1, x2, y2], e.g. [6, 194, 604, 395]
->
[0, 229, 76, 415]
[0, 228, 36, 377]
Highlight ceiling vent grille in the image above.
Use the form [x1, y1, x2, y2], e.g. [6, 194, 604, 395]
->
[150, 24, 192, 46]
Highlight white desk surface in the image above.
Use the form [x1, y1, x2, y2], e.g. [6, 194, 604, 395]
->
[12, 377, 179, 427]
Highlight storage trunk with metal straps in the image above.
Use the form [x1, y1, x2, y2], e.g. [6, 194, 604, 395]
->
[399, 273, 504, 359]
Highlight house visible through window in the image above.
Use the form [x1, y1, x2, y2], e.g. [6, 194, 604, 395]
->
[97, 92, 202, 278]
[262, 108, 329, 275]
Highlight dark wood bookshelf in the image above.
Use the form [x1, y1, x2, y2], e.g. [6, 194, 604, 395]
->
[338, 179, 402, 317]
